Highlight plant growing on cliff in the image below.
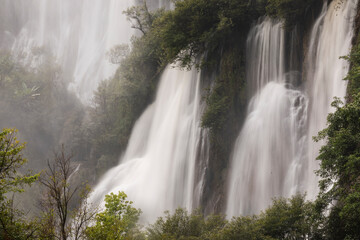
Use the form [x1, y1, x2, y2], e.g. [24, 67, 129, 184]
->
[266, 0, 316, 29]
[151, 0, 263, 68]
[344, 36, 360, 99]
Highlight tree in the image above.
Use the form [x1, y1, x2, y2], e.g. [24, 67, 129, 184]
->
[259, 194, 316, 239]
[0, 51, 15, 88]
[266, 0, 316, 29]
[314, 94, 360, 239]
[0, 128, 39, 239]
[147, 208, 227, 240]
[85, 191, 142, 240]
[106, 44, 130, 65]
[146, 195, 317, 240]
[123, 1, 157, 35]
[39, 145, 96, 240]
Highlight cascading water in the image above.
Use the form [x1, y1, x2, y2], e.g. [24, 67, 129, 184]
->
[304, 0, 358, 200]
[227, 0, 358, 217]
[245, 19, 285, 94]
[90, 66, 209, 223]
[226, 18, 308, 216]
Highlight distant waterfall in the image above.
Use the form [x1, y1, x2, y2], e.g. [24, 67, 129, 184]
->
[0, 0, 135, 102]
[90, 66, 209, 223]
[0, 0, 161, 102]
[226, 18, 308, 216]
[226, 0, 358, 217]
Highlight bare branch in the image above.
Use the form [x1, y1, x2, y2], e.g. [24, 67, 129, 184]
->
[38, 145, 96, 240]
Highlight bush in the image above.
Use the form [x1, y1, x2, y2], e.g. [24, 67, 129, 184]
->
[266, 0, 316, 29]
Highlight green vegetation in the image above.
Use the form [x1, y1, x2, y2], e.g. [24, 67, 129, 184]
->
[0, 129, 39, 239]
[266, 0, 316, 29]
[0, 50, 85, 171]
[201, 82, 231, 134]
[201, 47, 246, 137]
[0, 129, 38, 197]
[146, 194, 316, 240]
[150, 0, 263, 68]
[345, 29, 360, 99]
[0, 133, 140, 239]
[147, 208, 227, 239]
[313, 94, 360, 240]
[86, 192, 143, 240]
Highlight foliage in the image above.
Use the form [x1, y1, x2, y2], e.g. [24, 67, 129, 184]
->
[0, 201, 39, 240]
[147, 208, 227, 240]
[85, 191, 142, 240]
[106, 44, 130, 65]
[0, 50, 85, 171]
[202, 83, 230, 134]
[124, 2, 161, 35]
[201, 46, 246, 135]
[0, 128, 39, 239]
[0, 129, 38, 198]
[147, 194, 316, 240]
[151, 0, 263, 68]
[345, 34, 360, 99]
[265, 0, 316, 29]
[314, 94, 360, 240]
[259, 195, 316, 239]
[216, 194, 317, 240]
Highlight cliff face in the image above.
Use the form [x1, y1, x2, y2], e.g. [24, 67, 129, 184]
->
[353, 0, 360, 43]
[346, 0, 360, 101]
[200, 33, 248, 215]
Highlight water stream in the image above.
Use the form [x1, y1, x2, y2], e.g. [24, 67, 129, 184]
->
[90, 66, 209, 223]
[226, 18, 308, 216]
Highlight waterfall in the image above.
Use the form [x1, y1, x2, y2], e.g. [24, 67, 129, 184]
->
[226, 18, 308, 216]
[90, 66, 209, 223]
[246, 19, 285, 93]
[226, 0, 358, 217]
[0, 0, 134, 102]
[304, 0, 358, 200]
